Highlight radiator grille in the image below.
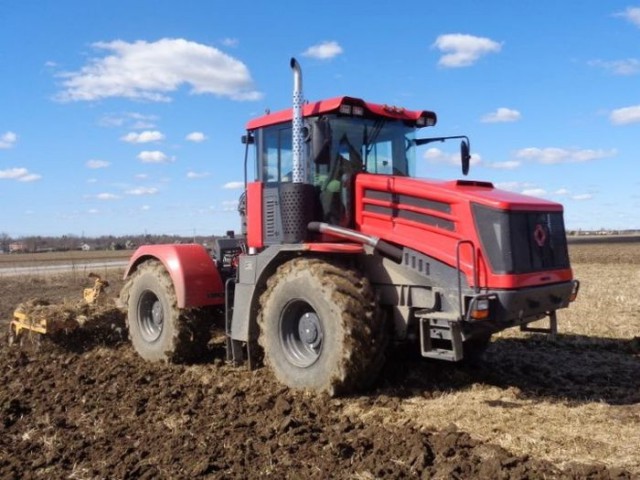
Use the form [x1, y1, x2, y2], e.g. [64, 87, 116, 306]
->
[472, 203, 570, 274]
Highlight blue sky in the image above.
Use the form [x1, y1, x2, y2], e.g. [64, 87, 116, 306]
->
[1, 1, 639, 237]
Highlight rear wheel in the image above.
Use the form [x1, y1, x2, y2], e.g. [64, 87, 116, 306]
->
[259, 257, 386, 396]
[124, 261, 209, 363]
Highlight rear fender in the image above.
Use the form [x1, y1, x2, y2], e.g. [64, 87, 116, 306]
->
[124, 244, 225, 308]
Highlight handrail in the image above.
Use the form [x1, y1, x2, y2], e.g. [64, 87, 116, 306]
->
[455, 239, 478, 316]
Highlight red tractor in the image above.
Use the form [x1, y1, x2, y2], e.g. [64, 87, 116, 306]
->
[120, 59, 579, 395]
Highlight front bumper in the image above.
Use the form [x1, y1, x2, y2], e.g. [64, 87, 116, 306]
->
[467, 279, 578, 334]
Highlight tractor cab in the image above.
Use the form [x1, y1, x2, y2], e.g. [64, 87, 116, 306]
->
[242, 96, 442, 246]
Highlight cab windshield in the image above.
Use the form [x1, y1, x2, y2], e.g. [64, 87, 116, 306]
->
[316, 115, 417, 179]
[256, 114, 418, 184]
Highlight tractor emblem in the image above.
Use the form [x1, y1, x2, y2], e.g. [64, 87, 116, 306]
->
[534, 224, 547, 247]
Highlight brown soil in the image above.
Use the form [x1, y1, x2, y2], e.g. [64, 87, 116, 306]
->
[0, 259, 637, 479]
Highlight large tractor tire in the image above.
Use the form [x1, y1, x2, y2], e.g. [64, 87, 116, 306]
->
[123, 260, 210, 363]
[258, 257, 386, 396]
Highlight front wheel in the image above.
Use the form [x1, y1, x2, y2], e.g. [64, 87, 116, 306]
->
[123, 260, 209, 363]
[259, 258, 386, 396]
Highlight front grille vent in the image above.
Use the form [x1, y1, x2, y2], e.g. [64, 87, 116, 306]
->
[472, 203, 570, 274]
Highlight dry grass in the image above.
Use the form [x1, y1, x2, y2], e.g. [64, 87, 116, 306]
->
[553, 263, 639, 339]
[349, 242, 640, 474]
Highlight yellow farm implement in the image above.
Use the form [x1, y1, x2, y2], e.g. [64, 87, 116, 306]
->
[8, 273, 110, 345]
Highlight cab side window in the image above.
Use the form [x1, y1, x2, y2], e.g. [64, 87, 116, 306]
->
[364, 139, 393, 174]
[262, 127, 292, 184]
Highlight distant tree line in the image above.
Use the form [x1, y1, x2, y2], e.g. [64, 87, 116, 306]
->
[0, 232, 223, 254]
[2, 229, 638, 254]
[567, 229, 640, 236]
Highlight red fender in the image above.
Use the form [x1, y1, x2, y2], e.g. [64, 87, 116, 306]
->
[124, 244, 225, 308]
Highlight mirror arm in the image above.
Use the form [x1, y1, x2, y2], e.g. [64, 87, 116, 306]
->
[414, 135, 469, 146]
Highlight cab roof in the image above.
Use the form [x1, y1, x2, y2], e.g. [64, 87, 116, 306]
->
[245, 96, 437, 130]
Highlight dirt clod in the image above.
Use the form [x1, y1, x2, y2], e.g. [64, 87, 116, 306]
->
[0, 335, 633, 479]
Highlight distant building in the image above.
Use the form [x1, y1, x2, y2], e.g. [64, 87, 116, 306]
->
[9, 242, 27, 253]
[80, 243, 92, 251]
[110, 242, 125, 251]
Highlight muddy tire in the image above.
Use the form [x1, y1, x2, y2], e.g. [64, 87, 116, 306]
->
[258, 257, 386, 396]
[124, 260, 210, 363]
[462, 334, 492, 363]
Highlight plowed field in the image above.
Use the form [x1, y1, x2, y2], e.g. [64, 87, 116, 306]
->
[0, 242, 638, 479]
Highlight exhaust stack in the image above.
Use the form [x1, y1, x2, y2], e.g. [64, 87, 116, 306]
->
[290, 57, 305, 183]
[275, 58, 315, 244]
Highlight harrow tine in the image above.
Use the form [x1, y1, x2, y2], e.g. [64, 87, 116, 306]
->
[7, 325, 16, 347]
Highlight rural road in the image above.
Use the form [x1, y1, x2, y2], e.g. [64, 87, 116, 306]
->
[0, 260, 128, 277]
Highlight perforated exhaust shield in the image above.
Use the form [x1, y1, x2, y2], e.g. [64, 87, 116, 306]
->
[290, 58, 305, 184]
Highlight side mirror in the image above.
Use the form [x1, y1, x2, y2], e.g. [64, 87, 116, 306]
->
[241, 134, 254, 145]
[460, 140, 470, 176]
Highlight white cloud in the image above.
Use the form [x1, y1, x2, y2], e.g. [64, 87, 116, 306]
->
[571, 149, 616, 162]
[187, 171, 210, 179]
[522, 188, 547, 197]
[0, 168, 29, 180]
[486, 160, 521, 169]
[616, 7, 640, 27]
[186, 131, 207, 142]
[494, 181, 525, 191]
[515, 147, 617, 164]
[86, 159, 110, 169]
[132, 120, 157, 130]
[554, 188, 570, 195]
[302, 41, 344, 60]
[96, 193, 119, 200]
[424, 148, 453, 164]
[222, 200, 239, 211]
[221, 38, 239, 48]
[99, 112, 158, 129]
[18, 173, 42, 182]
[588, 58, 640, 76]
[572, 193, 593, 201]
[137, 150, 173, 164]
[126, 187, 159, 196]
[0, 131, 17, 149]
[135, 173, 149, 179]
[56, 38, 262, 102]
[121, 130, 164, 143]
[481, 107, 521, 123]
[432, 34, 501, 68]
[223, 181, 244, 189]
[98, 115, 125, 128]
[0, 167, 41, 182]
[610, 105, 640, 125]
[141, 205, 151, 211]
[423, 147, 482, 167]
